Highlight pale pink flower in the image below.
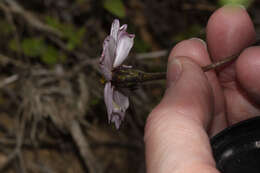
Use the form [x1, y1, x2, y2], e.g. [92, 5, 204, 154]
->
[99, 19, 135, 129]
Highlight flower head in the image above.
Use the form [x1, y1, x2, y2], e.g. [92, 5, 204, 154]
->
[100, 19, 134, 80]
[100, 19, 135, 129]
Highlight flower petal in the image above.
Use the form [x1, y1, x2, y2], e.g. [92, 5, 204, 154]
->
[111, 89, 129, 128]
[99, 36, 116, 80]
[104, 82, 114, 122]
[111, 115, 121, 129]
[110, 19, 120, 41]
[113, 33, 135, 68]
[113, 90, 129, 112]
[119, 24, 127, 32]
[104, 83, 129, 129]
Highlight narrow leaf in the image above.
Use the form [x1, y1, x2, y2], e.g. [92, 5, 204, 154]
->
[103, 0, 126, 18]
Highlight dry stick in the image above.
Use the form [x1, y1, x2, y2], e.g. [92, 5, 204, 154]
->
[0, 149, 19, 171]
[15, 114, 27, 173]
[0, 114, 26, 172]
[136, 50, 168, 60]
[27, 162, 56, 173]
[69, 120, 103, 173]
[3, 0, 62, 37]
[0, 75, 19, 88]
[0, 54, 28, 68]
[0, 2, 23, 57]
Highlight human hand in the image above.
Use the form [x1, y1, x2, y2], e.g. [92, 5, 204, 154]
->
[145, 5, 259, 173]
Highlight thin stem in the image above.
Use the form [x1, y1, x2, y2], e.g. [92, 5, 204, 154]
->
[136, 53, 240, 83]
[202, 53, 238, 72]
[113, 52, 240, 88]
[141, 72, 166, 82]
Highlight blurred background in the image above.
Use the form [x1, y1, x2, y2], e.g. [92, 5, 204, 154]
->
[0, 0, 259, 172]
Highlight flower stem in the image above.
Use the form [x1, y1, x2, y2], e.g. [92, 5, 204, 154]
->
[113, 52, 240, 88]
[141, 72, 166, 81]
[141, 52, 239, 81]
[201, 53, 238, 72]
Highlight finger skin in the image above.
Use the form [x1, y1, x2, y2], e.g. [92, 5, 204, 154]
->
[206, 5, 255, 82]
[234, 46, 260, 122]
[206, 5, 258, 124]
[169, 38, 227, 135]
[236, 46, 260, 104]
[144, 5, 258, 173]
[145, 55, 217, 173]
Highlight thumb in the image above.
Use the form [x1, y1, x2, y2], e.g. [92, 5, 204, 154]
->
[165, 56, 213, 128]
[145, 57, 218, 173]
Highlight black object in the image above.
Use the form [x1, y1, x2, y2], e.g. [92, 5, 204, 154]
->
[211, 116, 260, 173]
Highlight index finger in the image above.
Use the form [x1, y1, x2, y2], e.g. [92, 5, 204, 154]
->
[206, 5, 256, 82]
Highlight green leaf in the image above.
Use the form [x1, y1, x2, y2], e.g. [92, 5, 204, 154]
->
[21, 37, 46, 57]
[174, 24, 203, 42]
[45, 16, 85, 50]
[0, 20, 14, 35]
[9, 36, 65, 65]
[67, 27, 86, 51]
[133, 37, 151, 53]
[8, 39, 19, 52]
[45, 16, 62, 31]
[90, 99, 100, 106]
[103, 0, 126, 18]
[218, 0, 254, 8]
[41, 46, 59, 65]
[59, 53, 67, 63]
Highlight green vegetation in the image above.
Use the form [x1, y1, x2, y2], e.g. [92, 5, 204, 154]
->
[174, 24, 204, 42]
[9, 37, 66, 65]
[45, 16, 86, 51]
[103, 0, 126, 18]
[0, 20, 14, 35]
[133, 37, 151, 53]
[219, 0, 254, 8]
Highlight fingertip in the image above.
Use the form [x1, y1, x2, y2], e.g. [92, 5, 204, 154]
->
[169, 38, 211, 66]
[236, 46, 260, 102]
[206, 5, 256, 61]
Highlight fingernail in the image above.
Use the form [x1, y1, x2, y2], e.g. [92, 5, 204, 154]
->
[189, 38, 207, 48]
[166, 58, 182, 88]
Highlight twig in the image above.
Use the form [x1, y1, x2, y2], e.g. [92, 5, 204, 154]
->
[47, 35, 100, 75]
[2, 0, 62, 37]
[0, 75, 19, 88]
[69, 120, 103, 173]
[14, 108, 27, 173]
[0, 115, 26, 172]
[0, 1, 22, 57]
[0, 54, 28, 68]
[28, 161, 56, 173]
[136, 50, 168, 60]
[17, 151, 27, 173]
[1, 1, 99, 74]
[0, 149, 19, 171]
[69, 58, 99, 77]
[0, 136, 141, 151]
